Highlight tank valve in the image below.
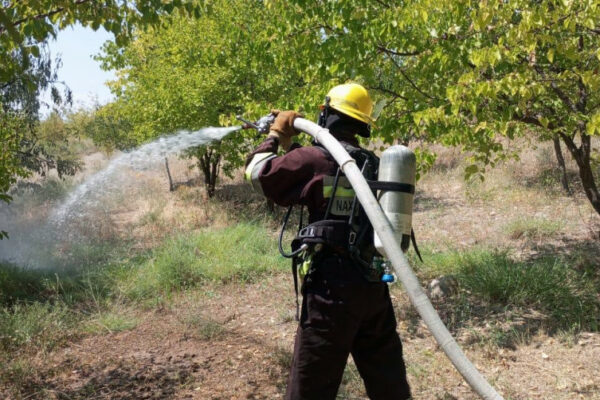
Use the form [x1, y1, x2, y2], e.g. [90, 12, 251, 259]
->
[381, 262, 395, 283]
[373, 257, 395, 283]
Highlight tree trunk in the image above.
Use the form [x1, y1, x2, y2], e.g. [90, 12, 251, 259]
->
[208, 153, 221, 197]
[577, 157, 600, 215]
[560, 132, 600, 215]
[552, 136, 571, 195]
[198, 148, 221, 198]
[165, 157, 174, 192]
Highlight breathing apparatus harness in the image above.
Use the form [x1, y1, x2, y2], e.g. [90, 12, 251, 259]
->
[276, 139, 379, 319]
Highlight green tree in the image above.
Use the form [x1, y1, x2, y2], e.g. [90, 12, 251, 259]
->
[270, 0, 600, 215]
[97, 0, 305, 196]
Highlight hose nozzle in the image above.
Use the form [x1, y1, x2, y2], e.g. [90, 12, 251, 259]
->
[236, 113, 276, 134]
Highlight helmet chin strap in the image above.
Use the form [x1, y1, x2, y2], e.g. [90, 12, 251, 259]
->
[318, 96, 331, 128]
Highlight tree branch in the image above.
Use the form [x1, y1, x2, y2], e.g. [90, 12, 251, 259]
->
[386, 55, 440, 101]
[367, 85, 408, 101]
[524, 55, 580, 114]
[587, 27, 600, 35]
[558, 131, 578, 156]
[372, 0, 391, 8]
[577, 35, 587, 113]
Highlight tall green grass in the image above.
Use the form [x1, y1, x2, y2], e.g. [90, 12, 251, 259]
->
[0, 264, 112, 354]
[413, 248, 600, 332]
[120, 222, 288, 300]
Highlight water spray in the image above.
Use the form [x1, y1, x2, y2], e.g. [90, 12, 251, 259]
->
[0, 125, 243, 268]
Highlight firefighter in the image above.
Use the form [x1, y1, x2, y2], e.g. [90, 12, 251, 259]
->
[245, 83, 411, 400]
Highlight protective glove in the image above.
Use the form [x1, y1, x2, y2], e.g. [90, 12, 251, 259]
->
[268, 109, 303, 151]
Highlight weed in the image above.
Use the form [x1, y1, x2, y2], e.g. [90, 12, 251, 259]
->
[0, 264, 51, 305]
[140, 208, 163, 225]
[338, 361, 366, 398]
[271, 345, 293, 370]
[182, 312, 225, 340]
[196, 319, 225, 340]
[278, 307, 296, 324]
[85, 310, 138, 334]
[0, 358, 37, 396]
[406, 363, 428, 380]
[0, 261, 128, 355]
[8, 177, 72, 206]
[464, 177, 497, 204]
[0, 302, 77, 353]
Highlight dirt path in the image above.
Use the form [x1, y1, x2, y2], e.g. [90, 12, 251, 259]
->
[13, 276, 599, 400]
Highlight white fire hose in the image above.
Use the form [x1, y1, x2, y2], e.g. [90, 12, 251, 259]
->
[293, 117, 504, 400]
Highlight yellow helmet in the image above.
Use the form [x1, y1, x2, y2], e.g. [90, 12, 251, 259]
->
[324, 83, 374, 125]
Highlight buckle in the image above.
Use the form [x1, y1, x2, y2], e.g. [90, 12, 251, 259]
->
[348, 231, 357, 245]
[299, 226, 315, 238]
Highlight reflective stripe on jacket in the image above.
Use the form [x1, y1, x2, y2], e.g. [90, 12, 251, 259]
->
[244, 136, 361, 222]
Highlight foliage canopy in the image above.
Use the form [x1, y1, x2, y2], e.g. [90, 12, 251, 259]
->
[267, 0, 600, 213]
[96, 0, 309, 195]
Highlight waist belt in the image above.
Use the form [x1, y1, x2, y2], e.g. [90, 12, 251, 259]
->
[292, 219, 355, 254]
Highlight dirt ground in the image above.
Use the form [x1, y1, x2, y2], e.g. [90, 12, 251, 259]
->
[11, 276, 599, 400]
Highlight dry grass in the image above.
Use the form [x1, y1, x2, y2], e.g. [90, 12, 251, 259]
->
[415, 140, 599, 259]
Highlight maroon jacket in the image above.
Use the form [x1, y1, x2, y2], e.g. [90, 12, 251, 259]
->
[245, 136, 360, 222]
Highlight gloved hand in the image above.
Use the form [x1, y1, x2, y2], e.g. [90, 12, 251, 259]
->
[268, 109, 303, 151]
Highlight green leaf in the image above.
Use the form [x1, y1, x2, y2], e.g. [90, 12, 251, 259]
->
[547, 48, 554, 63]
[464, 164, 479, 179]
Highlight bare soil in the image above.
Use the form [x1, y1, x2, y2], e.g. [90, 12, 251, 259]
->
[8, 276, 599, 400]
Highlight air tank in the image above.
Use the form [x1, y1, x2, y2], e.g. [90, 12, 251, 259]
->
[374, 145, 416, 258]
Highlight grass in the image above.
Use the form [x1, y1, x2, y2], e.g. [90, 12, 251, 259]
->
[271, 345, 293, 370]
[0, 222, 286, 359]
[338, 361, 365, 398]
[183, 314, 226, 340]
[503, 217, 564, 240]
[120, 222, 288, 301]
[412, 247, 600, 334]
[0, 302, 77, 353]
[85, 310, 139, 334]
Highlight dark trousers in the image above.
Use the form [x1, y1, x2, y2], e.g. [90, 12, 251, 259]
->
[285, 253, 411, 400]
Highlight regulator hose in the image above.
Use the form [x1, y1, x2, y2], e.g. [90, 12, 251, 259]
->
[278, 205, 307, 259]
[292, 118, 504, 400]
